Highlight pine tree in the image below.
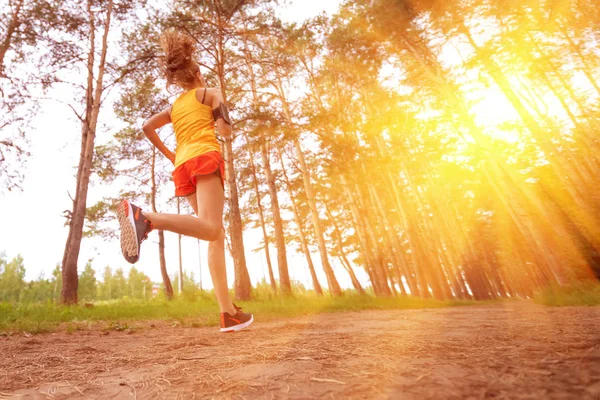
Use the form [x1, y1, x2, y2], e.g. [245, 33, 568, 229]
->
[78, 260, 97, 302]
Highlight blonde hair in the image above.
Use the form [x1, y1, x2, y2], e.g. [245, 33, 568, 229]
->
[160, 29, 199, 89]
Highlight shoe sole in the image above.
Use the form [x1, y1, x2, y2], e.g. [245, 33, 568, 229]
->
[220, 315, 254, 333]
[117, 200, 139, 264]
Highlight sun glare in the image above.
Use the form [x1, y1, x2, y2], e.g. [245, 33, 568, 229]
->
[468, 88, 522, 142]
[471, 89, 519, 127]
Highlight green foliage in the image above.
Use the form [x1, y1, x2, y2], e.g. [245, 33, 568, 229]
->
[51, 264, 62, 302]
[84, 200, 118, 240]
[250, 279, 311, 300]
[78, 260, 97, 302]
[170, 269, 199, 298]
[97, 266, 113, 301]
[128, 266, 152, 301]
[0, 253, 26, 302]
[534, 281, 600, 306]
[20, 272, 53, 303]
[0, 255, 61, 304]
[0, 254, 156, 304]
[112, 268, 128, 300]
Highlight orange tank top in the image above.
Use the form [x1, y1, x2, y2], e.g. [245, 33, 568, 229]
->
[171, 89, 221, 168]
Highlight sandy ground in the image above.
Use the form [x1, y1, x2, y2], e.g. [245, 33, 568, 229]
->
[1, 302, 599, 399]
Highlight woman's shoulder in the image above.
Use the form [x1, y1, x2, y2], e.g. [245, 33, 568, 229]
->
[195, 87, 223, 106]
[205, 87, 223, 98]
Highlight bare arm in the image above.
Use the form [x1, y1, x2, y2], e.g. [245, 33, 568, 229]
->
[211, 89, 232, 140]
[142, 108, 175, 164]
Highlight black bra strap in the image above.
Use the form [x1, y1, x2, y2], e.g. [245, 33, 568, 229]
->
[201, 88, 207, 105]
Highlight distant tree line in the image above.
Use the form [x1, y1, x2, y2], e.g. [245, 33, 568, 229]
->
[0, 252, 183, 303]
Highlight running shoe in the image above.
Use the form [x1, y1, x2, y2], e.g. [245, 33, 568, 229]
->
[220, 304, 254, 333]
[117, 200, 152, 264]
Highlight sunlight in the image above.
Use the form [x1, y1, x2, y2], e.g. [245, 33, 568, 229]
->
[469, 88, 522, 142]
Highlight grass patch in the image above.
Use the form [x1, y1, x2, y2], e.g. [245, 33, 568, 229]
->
[533, 281, 600, 306]
[0, 292, 477, 334]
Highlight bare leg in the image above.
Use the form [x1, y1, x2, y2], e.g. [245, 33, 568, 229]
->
[169, 174, 235, 315]
[143, 210, 221, 242]
[208, 229, 235, 315]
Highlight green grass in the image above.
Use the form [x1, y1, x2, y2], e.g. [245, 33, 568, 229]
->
[7, 281, 597, 335]
[533, 281, 600, 306]
[0, 291, 476, 335]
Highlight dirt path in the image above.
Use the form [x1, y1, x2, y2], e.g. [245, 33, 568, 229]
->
[1, 303, 599, 399]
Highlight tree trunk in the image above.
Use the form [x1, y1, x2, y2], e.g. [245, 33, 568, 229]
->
[373, 138, 422, 296]
[0, 0, 24, 77]
[348, 201, 381, 294]
[323, 204, 364, 295]
[538, 181, 600, 281]
[293, 139, 342, 296]
[214, 15, 251, 300]
[278, 147, 323, 295]
[340, 175, 389, 296]
[559, 24, 600, 97]
[177, 198, 183, 294]
[400, 20, 570, 296]
[242, 42, 291, 295]
[350, 177, 392, 297]
[273, 78, 341, 296]
[151, 147, 173, 299]
[223, 139, 251, 300]
[461, 24, 589, 204]
[245, 137, 277, 293]
[382, 10, 579, 296]
[259, 136, 291, 295]
[338, 256, 365, 294]
[386, 173, 422, 296]
[61, 0, 113, 304]
[414, 190, 452, 301]
[366, 181, 411, 296]
[389, 276, 398, 296]
[157, 230, 173, 298]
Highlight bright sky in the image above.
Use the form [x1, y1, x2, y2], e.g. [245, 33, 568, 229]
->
[0, 0, 362, 291]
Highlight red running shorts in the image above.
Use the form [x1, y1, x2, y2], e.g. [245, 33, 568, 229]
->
[172, 151, 225, 197]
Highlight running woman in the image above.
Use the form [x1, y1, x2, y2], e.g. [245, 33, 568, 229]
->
[116, 29, 253, 333]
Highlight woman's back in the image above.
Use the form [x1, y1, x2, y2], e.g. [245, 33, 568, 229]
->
[171, 89, 220, 167]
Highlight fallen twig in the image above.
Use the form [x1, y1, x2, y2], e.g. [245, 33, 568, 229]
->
[310, 378, 346, 385]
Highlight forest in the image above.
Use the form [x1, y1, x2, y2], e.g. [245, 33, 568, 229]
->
[1, 0, 599, 304]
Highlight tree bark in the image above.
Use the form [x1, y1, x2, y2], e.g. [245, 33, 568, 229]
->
[366, 181, 410, 296]
[293, 139, 342, 296]
[151, 147, 173, 299]
[323, 204, 364, 294]
[223, 139, 251, 300]
[157, 230, 173, 298]
[559, 24, 600, 97]
[0, 0, 24, 77]
[353, 181, 392, 297]
[61, 0, 113, 304]
[340, 175, 389, 296]
[273, 78, 341, 295]
[258, 136, 291, 295]
[338, 256, 365, 294]
[242, 43, 291, 295]
[278, 147, 323, 295]
[177, 198, 183, 294]
[213, 8, 251, 300]
[245, 137, 277, 293]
